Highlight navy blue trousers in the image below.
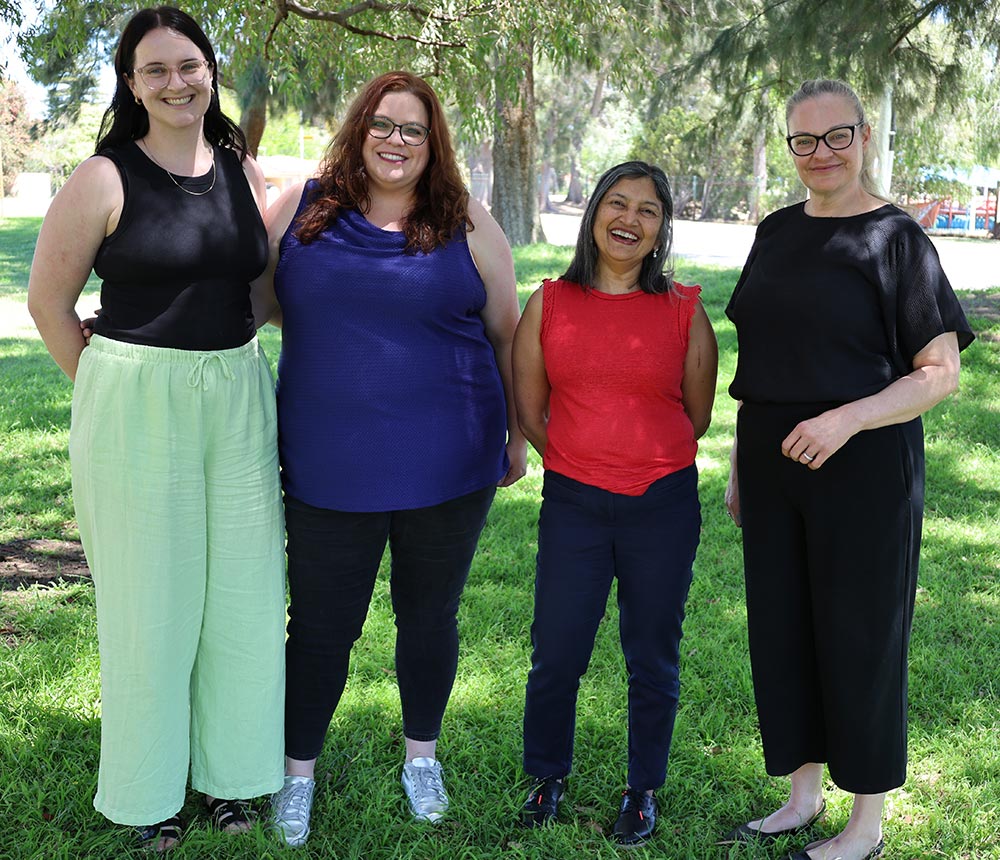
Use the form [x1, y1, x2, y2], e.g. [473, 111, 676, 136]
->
[283, 486, 496, 760]
[522, 466, 700, 791]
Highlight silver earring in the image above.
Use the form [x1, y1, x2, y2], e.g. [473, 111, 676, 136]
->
[652, 247, 660, 259]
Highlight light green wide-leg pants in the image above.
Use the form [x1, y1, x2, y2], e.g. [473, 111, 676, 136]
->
[70, 334, 286, 826]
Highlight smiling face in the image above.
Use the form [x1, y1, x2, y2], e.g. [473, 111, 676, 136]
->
[787, 93, 869, 201]
[591, 176, 664, 271]
[127, 27, 213, 133]
[361, 91, 431, 196]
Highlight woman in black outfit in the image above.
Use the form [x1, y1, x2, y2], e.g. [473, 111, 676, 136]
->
[721, 79, 974, 860]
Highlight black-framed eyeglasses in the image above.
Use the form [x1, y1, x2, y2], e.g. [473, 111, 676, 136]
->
[366, 115, 430, 146]
[133, 59, 212, 90]
[786, 121, 864, 157]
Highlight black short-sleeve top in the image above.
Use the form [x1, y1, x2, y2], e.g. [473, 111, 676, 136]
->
[726, 203, 975, 404]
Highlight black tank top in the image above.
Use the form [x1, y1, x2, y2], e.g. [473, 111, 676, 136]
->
[92, 141, 267, 350]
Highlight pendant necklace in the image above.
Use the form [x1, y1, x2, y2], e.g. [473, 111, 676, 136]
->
[138, 139, 216, 196]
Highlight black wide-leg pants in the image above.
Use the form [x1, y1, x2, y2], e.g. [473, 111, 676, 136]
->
[737, 401, 924, 795]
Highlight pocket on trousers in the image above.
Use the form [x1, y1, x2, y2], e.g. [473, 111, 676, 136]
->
[69, 347, 103, 458]
[541, 470, 585, 502]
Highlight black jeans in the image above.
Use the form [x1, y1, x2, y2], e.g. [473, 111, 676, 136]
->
[283, 486, 497, 760]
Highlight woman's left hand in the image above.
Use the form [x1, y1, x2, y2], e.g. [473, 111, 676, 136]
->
[80, 312, 99, 345]
[498, 438, 527, 487]
[781, 406, 860, 469]
[783, 333, 962, 470]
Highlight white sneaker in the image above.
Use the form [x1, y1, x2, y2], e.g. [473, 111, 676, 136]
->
[271, 775, 315, 847]
[401, 757, 449, 822]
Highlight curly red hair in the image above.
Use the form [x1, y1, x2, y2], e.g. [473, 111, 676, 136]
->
[295, 71, 470, 252]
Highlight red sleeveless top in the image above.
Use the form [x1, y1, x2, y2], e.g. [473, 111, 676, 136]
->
[540, 277, 700, 495]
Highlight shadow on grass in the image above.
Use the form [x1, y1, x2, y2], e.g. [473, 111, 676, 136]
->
[0, 338, 73, 431]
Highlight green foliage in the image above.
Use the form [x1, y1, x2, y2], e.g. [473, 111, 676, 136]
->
[18, 0, 122, 123]
[630, 104, 755, 219]
[761, 127, 806, 213]
[891, 33, 1000, 200]
[22, 97, 105, 191]
[578, 96, 639, 192]
[687, 0, 1000, 209]
[0, 78, 38, 195]
[257, 108, 329, 162]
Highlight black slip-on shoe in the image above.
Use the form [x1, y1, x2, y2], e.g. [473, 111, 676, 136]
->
[719, 799, 826, 844]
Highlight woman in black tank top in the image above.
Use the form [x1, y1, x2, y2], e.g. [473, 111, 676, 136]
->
[28, 7, 284, 852]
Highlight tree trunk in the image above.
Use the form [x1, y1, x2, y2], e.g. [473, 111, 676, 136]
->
[468, 141, 493, 207]
[539, 162, 556, 212]
[875, 83, 894, 196]
[748, 90, 768, 222]
[492, 42, 539, 246]
[565, 144, 583, 205]
[239, 75, 269, 157]
[564, 69, 607, 206]
[538, 115, 557, 212]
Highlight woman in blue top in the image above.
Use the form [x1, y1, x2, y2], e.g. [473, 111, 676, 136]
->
[255, 70, 526, 846]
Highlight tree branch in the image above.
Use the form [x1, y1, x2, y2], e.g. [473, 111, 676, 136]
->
[888, 0, 945, 54]
[278, 0, 468, 47]
[264, 0, 290, 58]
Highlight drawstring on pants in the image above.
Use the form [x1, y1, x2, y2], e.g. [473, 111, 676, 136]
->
[187, 352, 236, 390]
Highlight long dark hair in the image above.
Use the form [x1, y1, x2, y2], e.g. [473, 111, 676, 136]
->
[95, 6, 249, 159]
[295, 71, 469, 252]
[563, 161, 675, 294]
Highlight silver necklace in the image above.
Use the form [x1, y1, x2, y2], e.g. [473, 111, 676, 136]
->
[138, 139, 216, 196]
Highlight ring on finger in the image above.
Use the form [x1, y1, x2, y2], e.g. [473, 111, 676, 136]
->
[802, 452, 816, 462]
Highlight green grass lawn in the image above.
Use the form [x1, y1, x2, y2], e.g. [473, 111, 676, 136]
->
[1, 217, 998, 859]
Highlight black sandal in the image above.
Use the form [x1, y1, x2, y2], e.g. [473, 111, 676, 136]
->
[135, 815, 183, 853]
[206, 797, 255, 832]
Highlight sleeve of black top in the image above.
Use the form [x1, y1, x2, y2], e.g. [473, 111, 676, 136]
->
[726, 218, 766, 323]
[894, 220, 976, 366]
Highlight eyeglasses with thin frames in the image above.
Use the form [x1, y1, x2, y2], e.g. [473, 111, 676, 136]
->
[786, 121, 864, 157]
[133, 59, 212, 91]
[366, 115, 430, 146]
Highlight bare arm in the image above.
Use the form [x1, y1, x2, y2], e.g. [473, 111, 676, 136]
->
[28, 156, 123, 380]
[680, 300, 719, 440]
[725, 402, 742, 527]
[782, 331, 962, 469]
[511, 287, 550, 457]
[250, 181, 304, 330]
[242, 154, 268, 214]
[466, 197, 527, 487]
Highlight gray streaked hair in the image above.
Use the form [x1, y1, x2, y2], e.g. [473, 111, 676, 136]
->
[786, 79, 885, 199]
[563, 161, 675, 295]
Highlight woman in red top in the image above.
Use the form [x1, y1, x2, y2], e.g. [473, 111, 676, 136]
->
[512, 161, 718, 846]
